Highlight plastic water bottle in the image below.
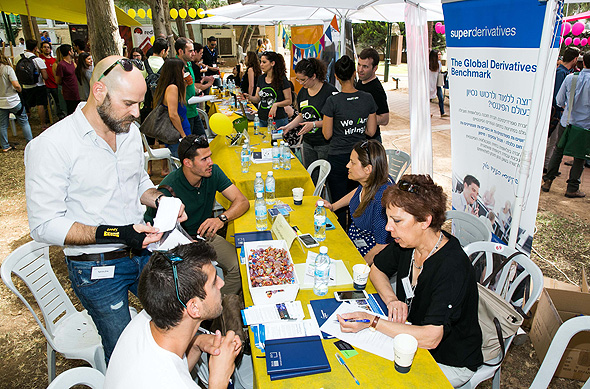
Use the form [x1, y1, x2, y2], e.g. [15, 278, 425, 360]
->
[254, 172, 264, 197]
[282, 142, 291, 170]
[244, 138, 250, 155]
[278, 141, 285, 169]
[255, 193, 268, 231]
[241, 145, 249, 173]
[254, 114, 260, 135]
[268, 117, 275, 140]
[314, 200, 327, 241]
[265, 171, 276, 205]
[313, 246, 330, 296]
[272, 142, 280, 170]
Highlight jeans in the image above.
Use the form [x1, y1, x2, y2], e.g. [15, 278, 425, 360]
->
[436, 86, 445, 115]
[260, 117, 289, 128]
[543, 123, 585, 193]
[47, 87, 66, 119]
[167, 143, 179, 158]
[0, 103, 33, 150]
[188, 115, 206, 136]
[65, 251, 151, 363]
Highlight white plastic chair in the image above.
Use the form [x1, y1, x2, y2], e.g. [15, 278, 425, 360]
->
[141, 133, 174, 173]
[530, 316, 590, 389]
[446, 210, 492, 247]
[46, 367, 105, 389]
[460, 242, 544, 389]
[1, 241, 107, 383]
[307, 159, 331, 198]
[385, 149, 411, 182]
[197, 107, 215, 140]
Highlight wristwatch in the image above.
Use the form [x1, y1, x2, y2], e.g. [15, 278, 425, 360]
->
[369, 316, 380, 332]
[218, 214, 228, 223]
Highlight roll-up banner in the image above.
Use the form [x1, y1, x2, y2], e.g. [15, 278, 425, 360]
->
[443, 0, 560, 253]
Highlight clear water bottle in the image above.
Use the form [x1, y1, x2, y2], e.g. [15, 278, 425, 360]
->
[244, 138, 250, 155]
[282, 142, 291, 170]
[272, 142, 280, 170]
[265, 171, 276, 205]
[254, 172, 264, 197]
[278, 141, 285, 169]
[254, 114, 260, 135]
[268, 117, 275, 139]
[241, 145, 249, 173]
[313, 246, 330, 296]
[255, 193, 268, 231]
[314, 200, 327, 241]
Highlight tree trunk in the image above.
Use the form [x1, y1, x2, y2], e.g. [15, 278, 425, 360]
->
[175, 18, 186, 38]
[427, 21, 433, 50]
[85, 0, 122, 63]
[185, 0, 194, 41]
[19, 15, 40, 42]
[150, 0, 175, 51]
[240, 26, 254, 52]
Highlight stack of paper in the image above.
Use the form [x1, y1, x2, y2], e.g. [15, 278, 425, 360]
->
[241, 301, 304, 326]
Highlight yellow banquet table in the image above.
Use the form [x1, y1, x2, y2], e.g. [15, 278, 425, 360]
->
[208, 103, 315, 209]
[233, 195, 452, 389]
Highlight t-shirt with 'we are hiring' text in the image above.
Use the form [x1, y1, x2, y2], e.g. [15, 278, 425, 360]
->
[322, 90, 377, 155]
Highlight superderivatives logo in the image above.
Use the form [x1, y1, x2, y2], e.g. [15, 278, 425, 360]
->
[450, 26, 517, 40]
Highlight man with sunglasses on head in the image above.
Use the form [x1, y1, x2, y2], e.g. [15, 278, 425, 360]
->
[145, 135, 249, 296]
[25, 56, 187, 364]
[105, 242, 242, 388]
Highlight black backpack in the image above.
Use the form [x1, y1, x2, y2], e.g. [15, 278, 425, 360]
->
[15, 53, 39, 85]
[143, 59, 162, 109]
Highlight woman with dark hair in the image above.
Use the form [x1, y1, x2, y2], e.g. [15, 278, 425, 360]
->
[322, 55, 377, 226]
[243, 51, 291, 128]
[130, 47, 148, 78]
[429, 50, 446, 117]
[75, 52, 93, 101]
[339, 175, 483, 387]
[241, 51, 261, 96]
[321, 140, 393, 264]
[278, 57, 337, 167]
[153, 58, 191, 174]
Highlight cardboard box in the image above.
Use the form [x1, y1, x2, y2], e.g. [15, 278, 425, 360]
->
[530, 287, 590, 381]
[244, 240, 299, 306]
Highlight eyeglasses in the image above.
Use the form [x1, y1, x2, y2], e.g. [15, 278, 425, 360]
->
[296, 77, 309, 84]
[98, 58, 144, 81]
[398, 180, 423, 194]
[163, 252, 187, 309]
[180, 135, 209, 161]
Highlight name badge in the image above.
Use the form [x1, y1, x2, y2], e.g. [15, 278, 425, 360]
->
[354, 239, 368, 248]
[91, 265, 115, 280]
[300, 100, 309, 107]
[401, 276, 415, 299]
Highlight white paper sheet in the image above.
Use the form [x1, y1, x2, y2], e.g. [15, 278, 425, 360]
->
[263, 319, 322, 340]
[152, 197, 182, 232]
[242, 301, 305, 325]
[187, 95, 216, 104]
[320, 301, 395, 361]
[294, 252, 354, 288]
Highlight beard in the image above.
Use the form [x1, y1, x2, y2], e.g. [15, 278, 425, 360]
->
[96, 94, 137, 134]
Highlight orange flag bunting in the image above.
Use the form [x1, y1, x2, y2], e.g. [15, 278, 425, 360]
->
[330, 15, 340, 33]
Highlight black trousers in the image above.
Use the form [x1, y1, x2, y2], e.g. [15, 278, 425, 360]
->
[543, 123, 585, 193]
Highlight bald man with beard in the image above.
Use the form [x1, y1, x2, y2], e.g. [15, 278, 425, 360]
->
[25, 56, 186, 364]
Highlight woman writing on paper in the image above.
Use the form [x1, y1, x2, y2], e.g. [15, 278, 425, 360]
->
[338, 175, 482, 387]
[320, 140, 393, 265]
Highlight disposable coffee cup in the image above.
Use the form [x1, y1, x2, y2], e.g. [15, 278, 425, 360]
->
[352, 264, 370, 290]
[393, 334, 418, 374]
[184, 72, 193, 86]
[292, 188, 304, 205]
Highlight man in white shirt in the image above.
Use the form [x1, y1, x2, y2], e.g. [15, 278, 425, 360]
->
[21, 39, 48, 127]
[104, 242, 241, 389]
[452, 175, 480, 215]
[25, 55, 186, 362]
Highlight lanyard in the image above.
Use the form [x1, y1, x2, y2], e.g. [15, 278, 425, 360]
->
[405, 232, 444, 313]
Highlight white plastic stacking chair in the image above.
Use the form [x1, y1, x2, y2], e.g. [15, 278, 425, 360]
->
[446, 210, 492, 247]
[141, 133, 174, 173]
[46, 367, 105, 389]
[385, 149, 411, 182]
[307, 159, 331, 198]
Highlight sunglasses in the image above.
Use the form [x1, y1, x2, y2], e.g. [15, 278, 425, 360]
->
[360, 140, 371, 162]
[163, 252, 187, 309]
[181, 135, 209, 161]
[98, 58, 144, 81]
[397, 180, 423, 194]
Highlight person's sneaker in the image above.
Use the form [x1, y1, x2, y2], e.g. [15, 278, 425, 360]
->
[565, 190, 586, 198]
[541, 179, 553, 192]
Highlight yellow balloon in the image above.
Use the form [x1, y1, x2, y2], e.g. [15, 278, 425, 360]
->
[197, 8, 206, 18]
[209, 113, 234, 136]
[170, 8, 178, 19]
[150, 36, 155, 45]
[188, 8, 197, 19]
[179, 8, 187, 19]
[147, 9, 152, 19]
[137, 8, 146, 19]
[127, 9, 136, 18]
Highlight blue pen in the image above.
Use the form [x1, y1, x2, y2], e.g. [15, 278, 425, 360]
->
[336, 353, 360, 385]
[334, 319, 371, 323]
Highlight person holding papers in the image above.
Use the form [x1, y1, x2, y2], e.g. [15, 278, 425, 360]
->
[338, 175, 482, 387]
[320, 140, 393, 265]
[144, 135, 249, 295]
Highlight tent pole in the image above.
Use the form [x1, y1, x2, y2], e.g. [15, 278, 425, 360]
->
[24, 0, 35, 39]
[384, 22, 391, 83]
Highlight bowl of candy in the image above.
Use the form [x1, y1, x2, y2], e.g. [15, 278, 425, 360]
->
[243, 240, 299, 305]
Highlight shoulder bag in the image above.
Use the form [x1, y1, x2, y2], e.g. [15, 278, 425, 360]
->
[140, 102, 182, 145]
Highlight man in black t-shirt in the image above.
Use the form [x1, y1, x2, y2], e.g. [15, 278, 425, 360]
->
[356, 48, 389, 142]
[203, 36, 223, 87]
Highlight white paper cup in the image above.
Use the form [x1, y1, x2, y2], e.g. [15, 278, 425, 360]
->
[292, 187, 304, 205]
[393, 334, 418, 373]
[352, 264, 370, 290]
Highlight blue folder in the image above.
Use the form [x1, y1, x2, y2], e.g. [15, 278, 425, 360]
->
[266, 335, 330, 380]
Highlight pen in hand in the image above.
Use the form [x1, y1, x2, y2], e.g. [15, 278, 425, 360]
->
[334, 319, 371, 323]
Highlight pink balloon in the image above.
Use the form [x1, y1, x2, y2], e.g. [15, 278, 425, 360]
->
[582, 38, 588, 46]
[562, 22, 572, 36]
[560, 37, 564, 45]
[574, 37, 581, 45]
[572, 21, 585, 36]
[441, 25, 445, 34]
[435, 22, 442, 28]
[565, 36, 572, 46]
[435, 25, 441, 34]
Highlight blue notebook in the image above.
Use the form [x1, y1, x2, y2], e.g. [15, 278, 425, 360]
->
[266, 335, 330, 380]
[234, 231, 273, 248]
